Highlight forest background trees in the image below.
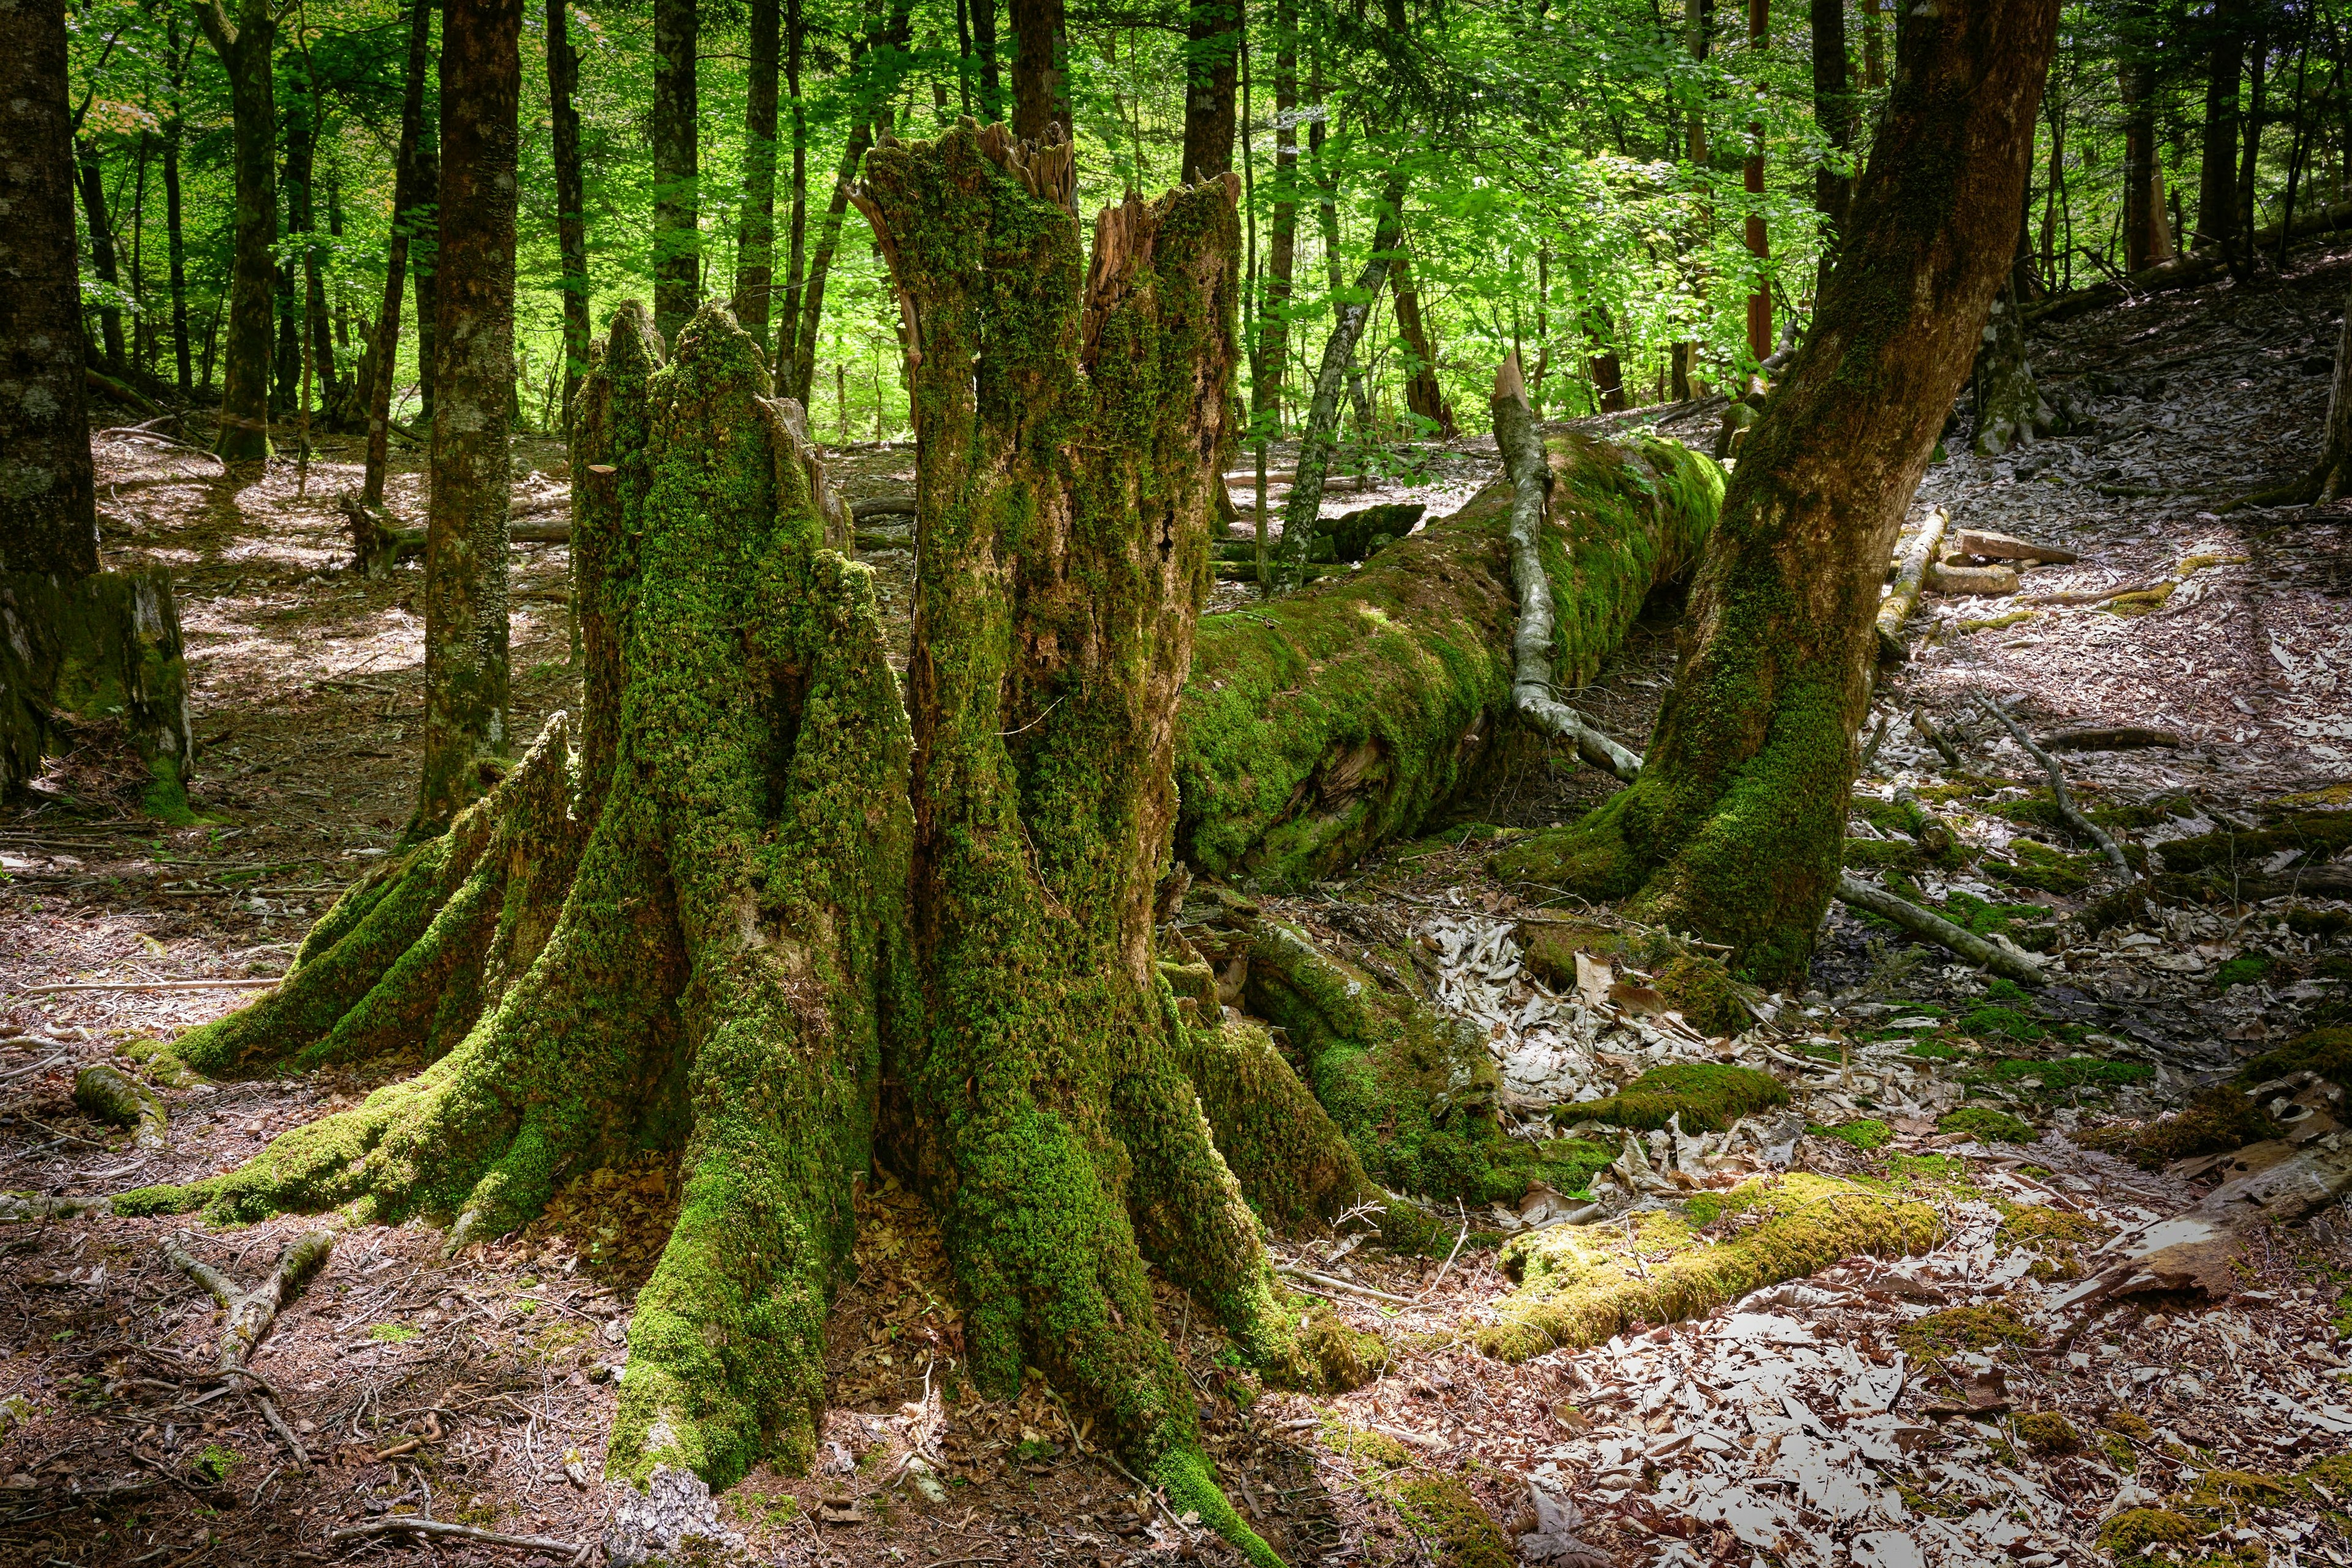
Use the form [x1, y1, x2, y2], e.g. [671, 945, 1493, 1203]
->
[56, 0, 2352, 462]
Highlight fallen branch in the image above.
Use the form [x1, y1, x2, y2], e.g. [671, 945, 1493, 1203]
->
[2022, 578, 2161, 608]
[1834, 873, 2046, 986]
[166, 1229, 334, 1467]
[1975, 693, 2134, 884]
[328, 1517, 591, 1562]
[0, 1193, 113, 1222]
[1271, 1263, 1415, 1305]
[1875, 507, 1949, 662]
[849, 494, 919, 521]
[2043, 726, 2180, 752]
[1494, 355, 1643, 781]
[17, 978, 282, 995]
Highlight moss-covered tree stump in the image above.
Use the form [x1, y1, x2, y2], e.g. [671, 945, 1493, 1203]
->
[108, 126, 1382, 1568]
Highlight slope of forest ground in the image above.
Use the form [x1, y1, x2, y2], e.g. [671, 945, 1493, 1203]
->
[6, 249, 2352, 1568]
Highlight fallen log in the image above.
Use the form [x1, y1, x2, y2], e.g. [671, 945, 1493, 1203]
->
[1924, 560, 2019, 596]
[1977, 692, 2135, 884]
[2027, 200, 2352, 325]
[1875, 507, 1948, 661]
[2043, 725, 2180, 752]
[850, 494, 919, 520]
[1833, 873, 2046, 986]
[1174, 427, 1722, 885]
[1953, 527, 2075, 565]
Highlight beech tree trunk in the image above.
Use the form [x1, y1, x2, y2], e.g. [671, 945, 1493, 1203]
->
[3, 0, 192, 807]
[1180, 0, 1238, 181]
[1392, 244, 1452, 434]
[362, 0, 433, 505]
[412, 125, 439, 424]
[731, 0, 780, 345]
[1812, 0, 1853, 274]
[652, 0, 699, 343]
[548, 0, 590, 424]
[164, 109, 192, 396]
[1494, 0, 2060, 982]
[75, 140, 127, 375]
[2198, 20, 2244, 248]
[1010, 0, 1068, 140]
[415, 0, 521, 834]
[197, 0, 276, 458]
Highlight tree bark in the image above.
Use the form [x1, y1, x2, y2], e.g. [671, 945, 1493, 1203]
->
[412, 126, 439, 424]
[548, 0, 590, 425]
[164, 101, 192, 396]
[732, 0, 780, 347]
[775, 0, 809, 386]
[75, 140, 127, 374]
[2120, 53, 2173, 271]
[1272, 169, 1404, 591]
[1180, 0, 1238, 181]
[196, 0, 276, 459]
[971, 0, 1000, 117]
[1971, 276, 2055, 454]
[2198, 19, 2244, 249]
[287, 71, 339, 417]
[1586, 298, 1627, 413]
[652, 0, 699, 343]
[1009, 0, 1067, 140]
[1392, 244, 1452, 434]
[363, 0, 433, 507]
[1811, 0, 1853, 277]
[1493, 0, 2060, 983]
[1250, 0, 1297, 437]
[3, 0, 192, 807]
[1743, 0, 1770, 362]
[415, 0, 521, 835]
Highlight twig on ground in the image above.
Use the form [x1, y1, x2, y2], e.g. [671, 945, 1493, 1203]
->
[1416, 1200, 1473, 1303]
[167, 1229, 334, 1467]
[1974, 693, 2135, 884]
[326, 1517, 590, 1562]
[1835, 874, 2046, 986]
[1272, 1264, 1416, 1306]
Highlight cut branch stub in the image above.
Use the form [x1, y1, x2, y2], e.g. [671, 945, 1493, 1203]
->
[857, 124, 1283, 1564]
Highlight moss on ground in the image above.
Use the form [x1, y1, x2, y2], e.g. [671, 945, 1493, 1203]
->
[2015, 1412, 2081, 1455]
[2099, 1507, 2199, 1559]
[2160, 810, 2352, 875]
[1568, 1063, 1789, 1133]
[2238, 1028, 2352, 1094]
[1817, 1118, 1894, 1150]
[2076, 1085, 2280, 1170]
[1984, 839, 2100, 896]
[1476, 1173, 1939, 1360]
[1898, 1302, 2038, 1358]
[1967, 1055, 2154, 1101]
[1513, 920, 1757, 1038]
[1395, 1474, 1514, 1568]
[1938, 1107, 2038, 1144]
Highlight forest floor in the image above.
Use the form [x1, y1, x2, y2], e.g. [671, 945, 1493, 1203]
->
[6, 244, 2352, 1568]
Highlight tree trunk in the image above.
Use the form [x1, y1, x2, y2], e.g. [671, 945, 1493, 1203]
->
[1009, 0, 1067, 140]
[1180, 0, 1238, 181]
[2120, 55, 2173, 271]
[652, 0, 699, 343]
[1272, 168, 1404, 591]
[75, 140, 127, 375]
[1743, 0, 1770, 361]
[2237, 30, 2266, 276]
[2198, 20, 2244, 248]
[732, 0, 779, 347]
[2241, 269, 2352, 505]
[3, 0, 193, 807]
[363, 0, 433, 507]
[415, 0, 521, 835]
[1811, 0, 1852, 278]
[119, 129, 1389, 1568]
[548, 0, 590, 425]
[1971, 276, 2055, 454]
[1392, 245, 1452, 434]
[971, 0, 1000, 117]
[290, 88, 339, 417]
[1586, 298, 1627, 413]
[164, 114, 192, 396]
[1494, 0, 2060, 983]
[775, 0, 809, 388]
[197, 0, 276, 459]
[1250, 0, 1297, 437]
[413, 126, 439, 423]
[787, 0, 912, 407]
[276, 100, 313, 415]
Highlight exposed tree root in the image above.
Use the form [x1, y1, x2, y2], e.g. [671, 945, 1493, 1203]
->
[330, 1517, 592, 1562]
[165, 1227, 334, 1464]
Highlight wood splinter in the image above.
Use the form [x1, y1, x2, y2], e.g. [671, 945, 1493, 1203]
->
[165, 1228, 334, 1467]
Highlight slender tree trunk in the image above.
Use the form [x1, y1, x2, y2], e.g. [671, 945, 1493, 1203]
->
[1180, 0, 1238, 180]
[1306, 50, 1371, 433]
[2238, 32, 2266, 276]
[1587, 299, 1627, 412]
[2121, 54, 2173, 270]
[4, 0, 192, 805]
[329, 173, 352, 358]
[1010, 0, 1067, 139]
[1676, 0, 1712, 396]
[971, 0, 1000, 117]
[1273, 167, 1405, 590]
[548, 0, 589, 423]
[790, 0, 912, 408]
[412, 125, 439, 423]
[1251, 0, 1297, 437]
[1392, 236, 1450, 432]
[363, 0, 432, 505]
[416, 0, 521, 835]
[1862, 0, 1883, 87]
[775, 0, 809, 390]
[2040, 87, 2065, 279]
[1811, 0, 1853, 279]
[164, 118, 191, 396]
[1499, 0, 2061, 982]
[75, 141, 127, 374]
[298, 116, 337, 414]
[277, 102, 313, 413]
[652, 0, 699, 343]
[2199, 20, 2244, 248]
[733, 0, 780, 347]
[197, 0, 276, 459]
[130, 137, 150, 379]
[1743, 0, 1770, 361]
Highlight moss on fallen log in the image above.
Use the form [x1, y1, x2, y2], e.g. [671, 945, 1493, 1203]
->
[1174, 432, 1721, 888]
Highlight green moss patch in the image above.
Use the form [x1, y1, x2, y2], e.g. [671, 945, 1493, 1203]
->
[2076, 1085, 2279, 1171]
[2211, 954, 2271, 990]
[1817, 1119, 1894, 1150]
[1969, 1056, 2154, 1100]
[1898, 1302, 2038, 1358]
[2099, 1507, 2199, 1560]
[2237, 1028, 2352, 1095]
[1477, 1174, 1940, 1361]
[1395, 1474, 1514, 1568]
[1567, 1063, 1789, 1134]
[1938, 1107, 2037, 1144]
[2015, 1411, 2081, 1455]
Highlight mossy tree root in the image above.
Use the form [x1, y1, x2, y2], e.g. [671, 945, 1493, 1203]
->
[119, 301, 917, 1508]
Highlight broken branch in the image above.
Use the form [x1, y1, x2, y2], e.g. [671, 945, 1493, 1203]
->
[1975, 693, 2135, 884]
[1875, 507, 1948, 662]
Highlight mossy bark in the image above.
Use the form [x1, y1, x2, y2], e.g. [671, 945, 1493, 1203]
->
[0, 570, 195, 814]
[1493, 0, 2060, 985]
[1178, 431, 1720, 888]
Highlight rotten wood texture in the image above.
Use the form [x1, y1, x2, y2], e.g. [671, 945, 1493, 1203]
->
[1954, 527, 2076, 564]
[1874, 505, 1948, 661]
[1833, 872, 2047, 984]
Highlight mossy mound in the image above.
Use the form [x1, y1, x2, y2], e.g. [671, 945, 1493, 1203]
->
[1395, 1474, 1515, 1568]
[2104, 1408, 2155, 1441]
[1476, 1174, 1940, 1361]
[2160, 809, 2352, 875]
[2211, 954, 2270, 990]
[1898, 1301, 2038, 1358]
[2015, 1411, 2081, 1455]
[1997, 1205, 2109, 1250]
[1513, 921, 1757, 1038]
[1939, 1106, 2038, 1144]
[1819, 1118, 1894, 1150]
[1320, 1422, 1412, 1468]
[1568, 1063, 1789, 1134]
[2075, 1085, 2280, 1171]
[2098, 1507, 2199, 1560]
[2190, 1469, 2293, 1512]
[2238, 1028, 2352, 1095]
[1984, 839, 2099, 896]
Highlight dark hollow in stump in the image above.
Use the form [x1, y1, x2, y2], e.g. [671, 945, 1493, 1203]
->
[115, 126, 1379, 1568]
